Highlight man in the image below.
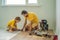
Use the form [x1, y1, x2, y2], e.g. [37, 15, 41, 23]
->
[21, 10, 39, 32]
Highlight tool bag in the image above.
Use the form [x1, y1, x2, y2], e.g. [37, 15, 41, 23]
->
[40, 19, 48, 31]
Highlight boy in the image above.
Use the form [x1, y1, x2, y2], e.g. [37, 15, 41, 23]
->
[21, 10, 39, 32]
[7, 17, 21, 32]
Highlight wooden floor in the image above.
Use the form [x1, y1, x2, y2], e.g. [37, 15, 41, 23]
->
[10, 30, 54, 40]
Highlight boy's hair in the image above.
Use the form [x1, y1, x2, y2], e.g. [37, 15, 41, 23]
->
[15, 17, 21, 21]
[21, 10, 28, 15]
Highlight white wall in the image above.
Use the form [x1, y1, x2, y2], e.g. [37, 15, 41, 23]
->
[56, 0, 60, 40]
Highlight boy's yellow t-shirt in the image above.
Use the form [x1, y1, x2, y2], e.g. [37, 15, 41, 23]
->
[25, 12, 39, 24]
[7, 19, 17, 28]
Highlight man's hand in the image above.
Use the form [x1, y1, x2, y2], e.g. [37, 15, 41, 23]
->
[21, 18, 27, 31]
[20, 29, 23, 31]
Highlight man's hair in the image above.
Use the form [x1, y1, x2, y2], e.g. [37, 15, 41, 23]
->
[21, 10, 28, 15]
[15, 17, 21, 21]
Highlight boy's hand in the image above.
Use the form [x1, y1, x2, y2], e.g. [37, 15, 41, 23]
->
[9, 30, 13, 32]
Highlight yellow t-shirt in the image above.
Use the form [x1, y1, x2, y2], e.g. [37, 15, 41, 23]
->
[7, 19, 17, 28]
[25, 12, 39, 24]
